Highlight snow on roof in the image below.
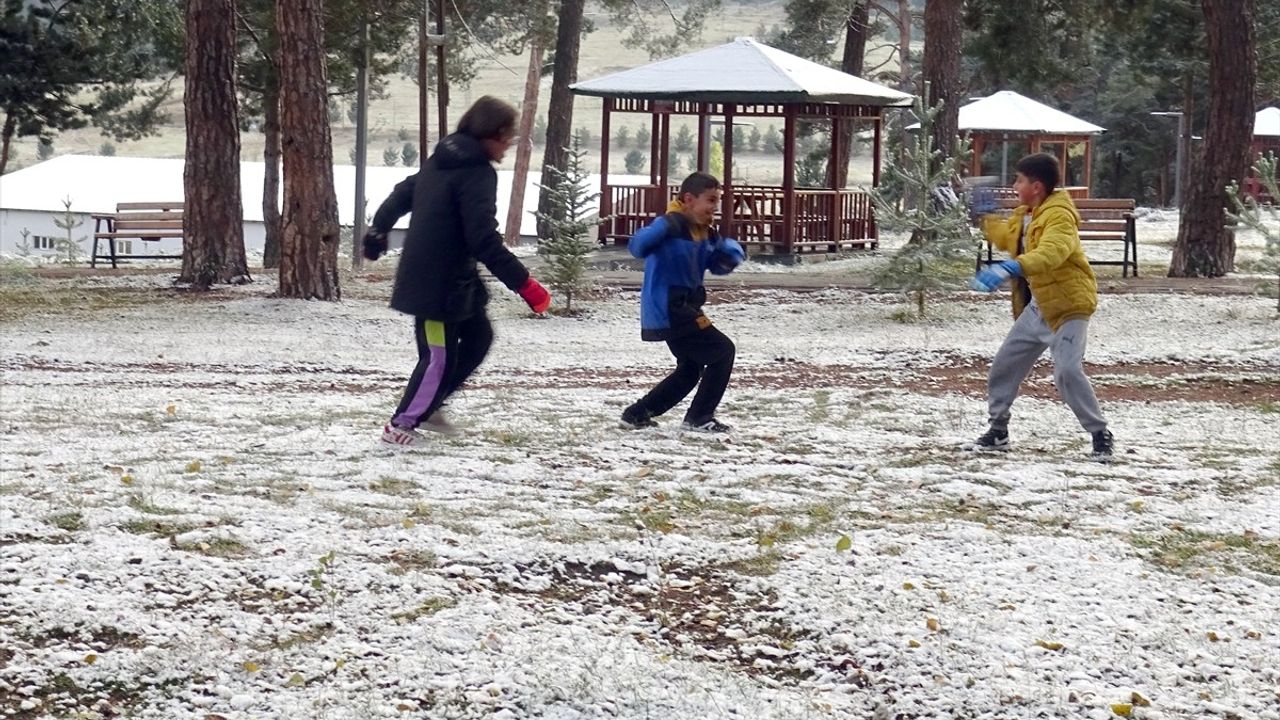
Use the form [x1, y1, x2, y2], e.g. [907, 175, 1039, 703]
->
[1256, 107, 1280, 138]
[0, 155, 647, 236]
[571, 37, 914, 107]
[908, 90, 1105, 135]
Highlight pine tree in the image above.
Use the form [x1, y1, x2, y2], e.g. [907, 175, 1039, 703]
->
[763, 125, 781, 153]
[674, 124, 694, 152]
[870, 95, 976, 319]
[615, 125, 631, 148]
[37, 139, 54, 161]
[635, 124, 651, 149]
[535, 132, 601, 313]
[52, 197, 86, 265]
[401, 142, 418, 167]
[383, 146, 399, 166]
[1226, 153, 1280, 311]
[624, 149, 645, 174]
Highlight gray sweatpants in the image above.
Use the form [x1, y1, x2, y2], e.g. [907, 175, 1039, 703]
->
[988, 303, 1108, 434]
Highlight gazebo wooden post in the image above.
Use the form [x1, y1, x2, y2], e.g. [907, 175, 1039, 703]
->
[696, 103, 709, 172]
[872, 113, 883, 186]
[600, 98, 612, 231]
[782, 105, 798, 253]
[972, 133, 985, 177]
[659, 109, 671, 209]
[1083, 137, 1093, 197]
[828, 110, 842, 249]
[722, 104, 735, 234]
[648, 110, 661, 213]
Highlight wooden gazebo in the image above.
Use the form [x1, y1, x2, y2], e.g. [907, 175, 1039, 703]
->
[950, 91, 1105, 198]
[1247, 106, 1280, 200]
[570, 38, 913, 255]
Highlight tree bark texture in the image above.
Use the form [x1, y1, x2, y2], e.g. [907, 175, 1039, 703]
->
[828, 1, 869, 188]
[506, 39, 543, 246]
[535, 0, 585, 239]
[181, 0, 249, 289]
[262, 72, 283, 269]
[1169, 0, 1255, 277]
[923, 0, 964, 170]
[0, 115, 15, 176]
[276, 0, 341, 299]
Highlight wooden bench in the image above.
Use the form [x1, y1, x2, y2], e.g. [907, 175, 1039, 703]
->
[977, 197, 1138, 278]
[91, 202, 184, 269]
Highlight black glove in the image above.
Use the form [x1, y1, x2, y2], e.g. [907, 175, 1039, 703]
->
[362, 230, 388, 261]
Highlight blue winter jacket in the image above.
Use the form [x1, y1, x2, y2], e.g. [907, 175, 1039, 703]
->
[629, 204, 744, 341]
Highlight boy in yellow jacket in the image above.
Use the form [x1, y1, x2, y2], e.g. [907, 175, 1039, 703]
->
[969, 153, 1113, 460]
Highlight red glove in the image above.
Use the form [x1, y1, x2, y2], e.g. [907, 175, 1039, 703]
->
[518, 277, 551, 313]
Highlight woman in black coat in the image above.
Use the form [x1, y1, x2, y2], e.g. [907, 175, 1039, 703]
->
[363, 96, 551, 447]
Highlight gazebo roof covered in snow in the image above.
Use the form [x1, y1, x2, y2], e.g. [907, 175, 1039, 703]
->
[571, 37, 913, 107]
[1256, 107, 1280, 138]
[915, 90, 1105, 135]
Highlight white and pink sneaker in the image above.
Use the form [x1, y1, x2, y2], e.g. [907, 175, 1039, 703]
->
[381, 423, 422, 447]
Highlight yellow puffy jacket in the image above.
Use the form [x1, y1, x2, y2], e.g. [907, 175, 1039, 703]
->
[981, 190, 1097, 330]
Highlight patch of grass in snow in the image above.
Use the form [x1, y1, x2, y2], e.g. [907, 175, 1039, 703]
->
[1130, 529, 1280, 576]
[45, 510, 86, 532]
[716, 549, 783, 577]
[259, 624, 335, 651]
[369, 476, 420, 496]
[126, 494, 184, 515]
[392, 596, 457, 622]
[178, 535, 250, 558]
[483, 428, 535, 447]
[383, 548, 438, 574]
[119, 518, 204, 536]
[0, 282, 160, 323]
[748, 502, 842, 548]
[0, 482, 23, 495]
[1254, 400, 1280, 414]
[807, 390, 832, 422]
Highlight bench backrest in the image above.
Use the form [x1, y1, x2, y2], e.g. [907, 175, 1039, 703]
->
[993, 197, 1135, 227]
[112, 203, 184, 231]
[117, 201, 184, 212]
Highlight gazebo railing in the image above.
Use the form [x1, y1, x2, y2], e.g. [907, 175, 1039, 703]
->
[599, 183, 878, 253]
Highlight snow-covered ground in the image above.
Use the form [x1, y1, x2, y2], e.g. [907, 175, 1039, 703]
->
[2, 272, 1278, 720]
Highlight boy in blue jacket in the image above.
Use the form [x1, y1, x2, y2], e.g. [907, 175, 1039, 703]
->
[621, 172, 746, 433]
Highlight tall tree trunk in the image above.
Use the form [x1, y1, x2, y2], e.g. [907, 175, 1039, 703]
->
[535, 0, 585, 240]
[828, 1, 869, 189]
[897, 0, 912, 92]
[1169, 0, 1255, 278]
[506, 39, 544, 246]
[181, 0, 249, 289]
[262, 71, 283, 268]
[0, 115, 15, 176]
[923, 0, 963, 171]
[276, 0, 341, 299]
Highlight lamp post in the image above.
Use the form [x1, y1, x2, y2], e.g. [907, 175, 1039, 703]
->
[1151, 111, 1188, 208]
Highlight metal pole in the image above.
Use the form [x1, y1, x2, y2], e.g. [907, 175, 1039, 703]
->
[1175, 111, 1187, 208]
[434, 0, 448, 140]
[353, 11, 370, 271]
[418, 0, 429, 167]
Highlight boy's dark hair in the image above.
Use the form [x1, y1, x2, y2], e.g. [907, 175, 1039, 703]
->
[456, 96, 518, 141]
[679, 172, 721, 199]
[1015, 153, 1060, 194]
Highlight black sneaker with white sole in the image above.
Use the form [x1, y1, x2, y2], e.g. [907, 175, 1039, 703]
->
[621, 403, 658, 429]
[965, 427, 1010, 452]
[682, 418, 732, 434]
[1090, 429, 1114, 461]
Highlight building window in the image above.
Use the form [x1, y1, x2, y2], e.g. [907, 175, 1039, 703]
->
[32, 235, 57, 250]
[117, 240, 133, 255]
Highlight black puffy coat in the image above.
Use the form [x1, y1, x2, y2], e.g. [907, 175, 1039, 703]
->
[372, 133, 530, 321]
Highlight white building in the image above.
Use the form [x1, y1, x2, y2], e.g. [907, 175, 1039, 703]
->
[0, 155, 643, 262]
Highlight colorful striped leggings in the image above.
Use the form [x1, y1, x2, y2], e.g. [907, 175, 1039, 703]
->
[390, 312, 494, 430]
